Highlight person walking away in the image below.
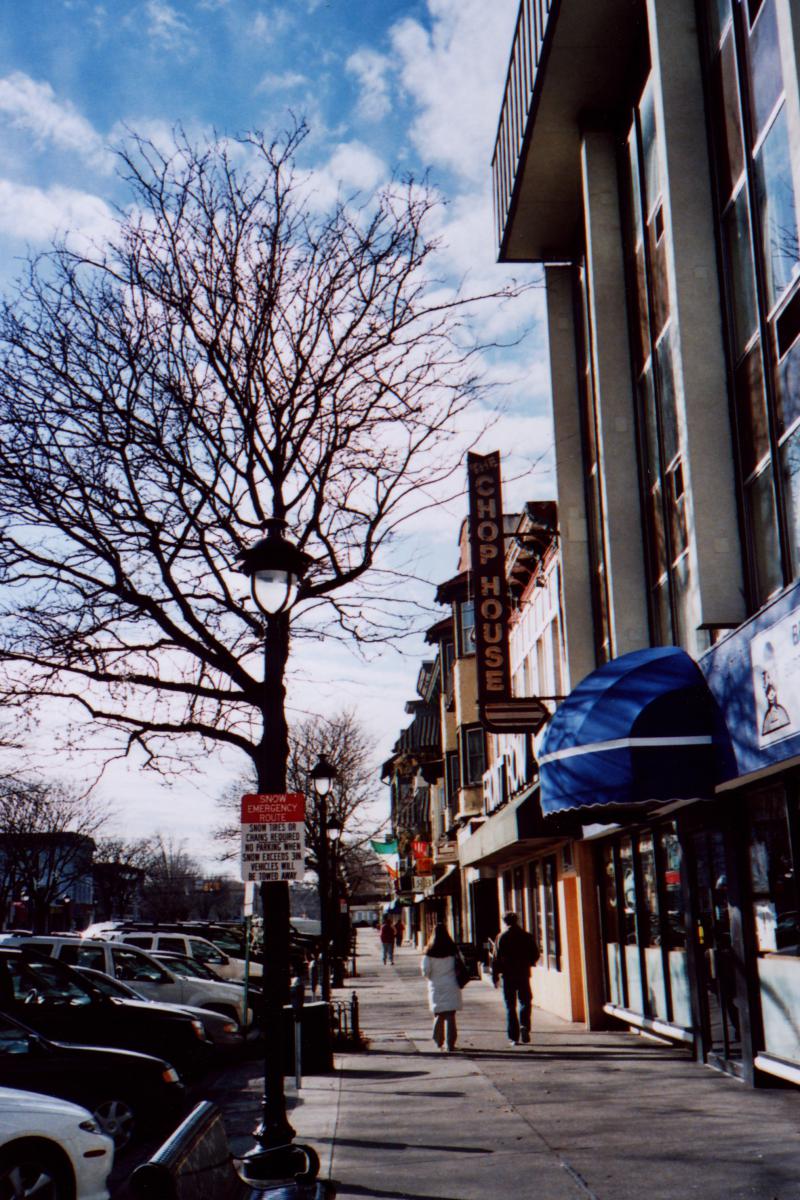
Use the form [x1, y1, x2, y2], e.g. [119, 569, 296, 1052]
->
[379, 916, 396, 965]
[421, 923, 463, 1052]
[394, 919, 403, 950]
[491, 911, 539, 1046]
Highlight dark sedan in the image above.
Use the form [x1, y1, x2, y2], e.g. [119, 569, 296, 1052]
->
[0, 1009, 186, 1148]
[74, 966, 243, 1052]
[0, 948, 211, 1073]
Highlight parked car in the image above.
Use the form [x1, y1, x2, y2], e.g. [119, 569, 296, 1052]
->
[0, 1086, 113, 1200]
[88, 928, 258, 980]
[0, 936, 253, 1026]
[74, 966, 243, 1052]
[0, 1011, 185, 1149]
[0, 947, 210, 1073]
[154, 952, 264, 1023]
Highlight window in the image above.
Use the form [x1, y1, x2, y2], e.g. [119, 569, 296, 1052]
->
[189, 939, 225, 965]
[112, 946, 168, 984]
[622, 82, 693, 644]
[456, 600, 476, 657]
[461, 726, 486, 786]
[577, 260, 613, 663]
[59, 944, 105, 971]
[702, 0, 800, 600]
[748, 787, 799, 954]
[445, 751, 460, 804]
[157, 937, 187, 953]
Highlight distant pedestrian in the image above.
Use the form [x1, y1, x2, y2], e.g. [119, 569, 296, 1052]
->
[421, 923, 463, 1052]
[491, 912, 540, 1046]
[394, 919, 403, 949]
[379, 916, 396, 965]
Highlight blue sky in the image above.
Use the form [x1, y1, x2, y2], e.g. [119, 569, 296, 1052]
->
[0, 0, 553, 868]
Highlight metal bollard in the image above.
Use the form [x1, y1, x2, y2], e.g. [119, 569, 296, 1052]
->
[290, 975, 304, 1090]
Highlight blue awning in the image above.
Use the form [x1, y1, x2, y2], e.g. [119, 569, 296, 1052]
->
[539, 647, 734, 816]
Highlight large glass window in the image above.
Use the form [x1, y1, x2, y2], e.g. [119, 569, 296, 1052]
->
[748, 786, 800, 1063]
[577, 260, 613, 663]
[702, 0, 800, 602]
[598, 823, 689, 1026]
[623, 80, 693, 644]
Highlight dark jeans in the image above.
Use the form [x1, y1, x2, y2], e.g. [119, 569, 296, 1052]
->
[502, 975, 532, 1042]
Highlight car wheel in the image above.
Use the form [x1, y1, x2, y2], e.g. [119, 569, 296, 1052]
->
[91, 1098, 136, 1149]
[0, 1147, 70, 1199]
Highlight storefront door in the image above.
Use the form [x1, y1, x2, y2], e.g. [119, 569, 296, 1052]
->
[690, 828, 743, 1073]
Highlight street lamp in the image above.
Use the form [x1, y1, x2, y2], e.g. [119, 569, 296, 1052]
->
[326, 816, 346, 988]
[238, 519, 316, 1179]
[310, 755, 338, 1002]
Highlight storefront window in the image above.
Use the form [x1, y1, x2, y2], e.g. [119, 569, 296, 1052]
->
[749, 787, 800, 1064]
[542, 857, 561, 971]
[599, 823, 689, 1027]
[601, 844, 624, 1005]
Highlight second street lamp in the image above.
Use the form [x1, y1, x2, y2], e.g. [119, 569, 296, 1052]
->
[238, 519, 316, 1182]
[310, 755, 337, 1003]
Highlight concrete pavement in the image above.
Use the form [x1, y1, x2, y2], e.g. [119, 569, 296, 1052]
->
[209, 931, 800, 1200]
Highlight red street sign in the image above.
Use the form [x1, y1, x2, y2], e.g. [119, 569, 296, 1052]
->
[241, 793, 305, 823]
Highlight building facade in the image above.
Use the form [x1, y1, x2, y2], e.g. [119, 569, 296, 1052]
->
[491, 0, 800, 1086]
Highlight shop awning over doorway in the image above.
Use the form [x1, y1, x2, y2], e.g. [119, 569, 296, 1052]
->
[539, 646, 734, 816]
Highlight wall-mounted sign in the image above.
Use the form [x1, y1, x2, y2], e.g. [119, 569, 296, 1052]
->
[240, 793, 306, 883]
[434, 840, 458, 864]
[413, 875, 434, 892]
[466, 451, 549, 735]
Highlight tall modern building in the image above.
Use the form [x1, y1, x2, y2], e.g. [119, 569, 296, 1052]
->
[490, 0, 800, 1087]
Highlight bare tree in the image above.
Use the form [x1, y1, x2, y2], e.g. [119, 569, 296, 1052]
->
[0, 778, 109, 932]
[0, 123, 515, 790]
[215, 709, 381, 873]
[139, 834, 202, 921]
[92, 835, 155, 921]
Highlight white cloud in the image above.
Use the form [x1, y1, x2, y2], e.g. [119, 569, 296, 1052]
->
[249, 9, 292, 43]
[0, 178, 116, 249]
[256, 71, 309, 94]
[0, 72, 110, 171]
[346, 48, 392, 122]
[301, 141, 388, 210]
[389, 0, 519, 182]
[145, 1, 195, 53]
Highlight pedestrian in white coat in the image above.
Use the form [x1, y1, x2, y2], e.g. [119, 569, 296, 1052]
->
[420, 924, 463, 1052]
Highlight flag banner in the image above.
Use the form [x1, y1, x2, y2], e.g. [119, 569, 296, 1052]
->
[370, 838, 398, 855]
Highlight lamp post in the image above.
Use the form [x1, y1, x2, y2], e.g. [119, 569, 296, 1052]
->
[238, 519, 313, 1167]
[309, 755, 337, 1003]
[326, 816, 345, 988]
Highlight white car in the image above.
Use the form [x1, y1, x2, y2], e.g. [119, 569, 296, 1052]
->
[0, 1086, 113, 1200]
[98, 931, 259, 981]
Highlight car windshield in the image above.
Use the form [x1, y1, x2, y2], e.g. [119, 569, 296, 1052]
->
[10, 958, 92, 1007]
[111, 946, 170, 984]
[78, 970, 140, 999]
[159, 955, 217, 980]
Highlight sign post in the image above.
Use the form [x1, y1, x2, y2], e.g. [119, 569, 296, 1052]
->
[241, 793, 307, 883]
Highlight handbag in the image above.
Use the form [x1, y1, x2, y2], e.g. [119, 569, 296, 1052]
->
[454, 954, 470, 989]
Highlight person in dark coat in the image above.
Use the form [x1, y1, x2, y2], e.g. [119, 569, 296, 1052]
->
[491, 911, 540, 1046]
[379, 916, 396, 964]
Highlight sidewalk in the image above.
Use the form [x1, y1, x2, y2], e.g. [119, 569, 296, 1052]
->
[215, 932, 800, 1200]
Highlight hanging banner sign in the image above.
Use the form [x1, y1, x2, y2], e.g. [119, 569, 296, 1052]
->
[466, 450, 549, 735]
[240, 793, 306, 883]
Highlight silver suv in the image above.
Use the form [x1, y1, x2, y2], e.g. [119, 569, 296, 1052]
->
[0, 936, 252, 1025]
[99, 931, 261, 980]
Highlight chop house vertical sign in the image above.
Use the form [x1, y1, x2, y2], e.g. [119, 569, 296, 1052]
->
[467, 452, 512, 721]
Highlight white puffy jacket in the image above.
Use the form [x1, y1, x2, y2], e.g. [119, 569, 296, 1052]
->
[421, 953, 463, 1014]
